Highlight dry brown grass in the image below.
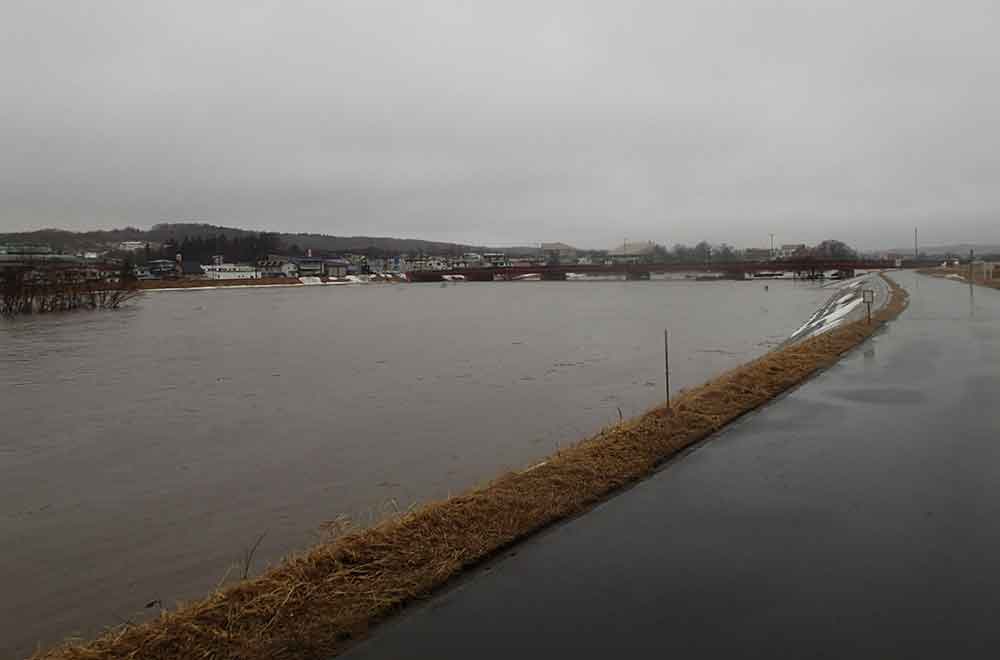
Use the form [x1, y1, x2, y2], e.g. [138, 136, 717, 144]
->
[33, 274, 909, 660]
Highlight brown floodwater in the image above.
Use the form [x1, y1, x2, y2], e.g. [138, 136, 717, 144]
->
[0, 278, 830, 656]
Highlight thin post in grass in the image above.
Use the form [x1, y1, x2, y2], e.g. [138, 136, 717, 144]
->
[664, 329, 670, 409]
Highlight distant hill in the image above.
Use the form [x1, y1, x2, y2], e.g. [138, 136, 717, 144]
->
[0, 223, 540, 257]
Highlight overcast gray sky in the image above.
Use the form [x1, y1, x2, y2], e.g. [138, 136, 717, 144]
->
[3, 0, 1000, 249]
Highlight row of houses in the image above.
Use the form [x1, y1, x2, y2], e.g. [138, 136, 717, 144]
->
[407, 244, 656, 271]
[256, 255, 351, 278]
[138, 254, 354, 280]
[6, 239, 821, 283]
[402, 241, 817, 271]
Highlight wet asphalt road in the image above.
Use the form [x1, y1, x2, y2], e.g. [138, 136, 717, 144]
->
[342, 272, 1000, 660]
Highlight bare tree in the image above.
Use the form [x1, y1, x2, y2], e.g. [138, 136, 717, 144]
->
[1, 266, 141, 318]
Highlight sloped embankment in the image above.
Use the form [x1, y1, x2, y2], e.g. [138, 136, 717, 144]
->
[36, 274, 909, 660]
[787, 275, 888, 342]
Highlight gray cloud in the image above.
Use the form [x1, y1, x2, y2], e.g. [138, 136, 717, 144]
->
[3, 0, 1000, 249]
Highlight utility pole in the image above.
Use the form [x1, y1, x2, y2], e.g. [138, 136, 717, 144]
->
[970, 248, 975, 283]
[914, 227, 918, 261]
[769, 233, 775, 259]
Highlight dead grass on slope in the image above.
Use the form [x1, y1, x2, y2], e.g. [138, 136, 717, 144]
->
[34, 274, 908, 660]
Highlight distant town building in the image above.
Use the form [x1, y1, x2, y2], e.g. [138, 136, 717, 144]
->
[394, 256, 410, 272]
[0, 246, 85, 277]
[409, 257, 451, 271]
[323, 258, 350, 278]
[342, 254, 366, 267]
[292, 256, 324, 277]
[779, 244, 808, 259]
[202, 264, 260, 280]
[118, 241, 146, 252]
[482, 253, 511, 267]
[258, 255, 299, 278]
[367, 256, 406, 273]
[365, 257, 384, 271]
[608, 240, 656, 264]
[147, 259, 178, 278]
[541, 242, 578, 264]
[1, 244, 54, 255]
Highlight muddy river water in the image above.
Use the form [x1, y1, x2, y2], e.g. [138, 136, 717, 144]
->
[1, 278, 832, 656]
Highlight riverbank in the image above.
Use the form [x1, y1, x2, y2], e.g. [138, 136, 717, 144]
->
[136, 276, 303, 290]
[34, 273, 907, 660]
[916, 266, 1000, 290]
[137, 275, 404, 291]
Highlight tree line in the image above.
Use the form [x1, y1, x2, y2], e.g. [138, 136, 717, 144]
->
[119, 233, 285, 265]
[584, 239, 857, 264]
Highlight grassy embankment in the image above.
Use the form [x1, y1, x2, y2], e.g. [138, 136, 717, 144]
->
[36, 274, 909, 660]
[916, 266, 1000, 290]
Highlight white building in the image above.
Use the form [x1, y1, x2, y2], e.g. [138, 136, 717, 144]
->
[201, 264, 260, 280]
[119, 241, 146, 251]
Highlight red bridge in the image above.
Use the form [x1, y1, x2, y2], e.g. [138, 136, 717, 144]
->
[406, 259, 897, 282]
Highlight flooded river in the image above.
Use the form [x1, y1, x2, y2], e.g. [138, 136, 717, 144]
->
[1, 279, 830, 656]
